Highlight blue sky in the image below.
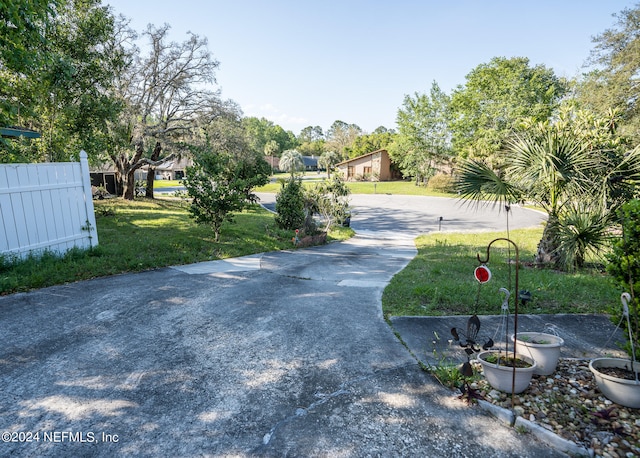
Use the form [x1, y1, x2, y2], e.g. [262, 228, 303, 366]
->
[105, 0, 636, 135]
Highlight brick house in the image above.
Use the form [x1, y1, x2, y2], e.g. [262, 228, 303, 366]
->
[335, 149, 398, 181]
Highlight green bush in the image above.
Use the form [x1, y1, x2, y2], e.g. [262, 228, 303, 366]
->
[427, 173, 456, 193]
[275, 178, 306, 231]
[607, 199, 640, 358]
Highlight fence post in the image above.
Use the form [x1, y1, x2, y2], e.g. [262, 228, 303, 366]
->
[80, 150, 99, 248]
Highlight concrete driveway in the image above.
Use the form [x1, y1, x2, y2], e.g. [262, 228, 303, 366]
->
[0, 195, 562, 457]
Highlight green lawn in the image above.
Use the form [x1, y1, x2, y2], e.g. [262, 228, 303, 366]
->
[0, 198, 353, 295]
[382, 228, 618, 318]
[152, 177, 454, 197]
[256, 178, 454, 197]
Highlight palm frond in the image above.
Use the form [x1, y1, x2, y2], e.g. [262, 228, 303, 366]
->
[455, 159, 521, 207]
[555, 199, 614, 271]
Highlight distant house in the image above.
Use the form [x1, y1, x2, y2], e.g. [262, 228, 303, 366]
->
[144, 157, 191, 180]
[335, 149, 398, 181]
[301, 156, 318, 171]
[90, 163, 119, 195]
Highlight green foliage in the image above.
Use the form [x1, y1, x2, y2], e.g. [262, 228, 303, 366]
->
[325, 120, 362, 160]
[345, 131, 396, 159]
[318, 150, 340, 176]
[184, 149, 270, 241]
[607, 199, 640, 357]
[426, 174, 456, 193]
[279, 149, 305, 176]
[391, 81, 453, 181]
[305, 175, 351, 233]
[274, 178, 306, 231]
[1, 0, 125, 162]
[456, 107, 640, 270]
[449, 57, 567, 163]
[556, 201, 613, 271]
[0, 0, 59, 128]
[583, 5, 640, 144]
[242, 117, 298, 155]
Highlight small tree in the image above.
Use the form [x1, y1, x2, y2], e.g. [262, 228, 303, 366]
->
[275, 178, 306, 231]
[306, 175, 351, 233]
[318, 150, 340, 178]
[279, 149, 305, 177]
[184, 149, 270, 242]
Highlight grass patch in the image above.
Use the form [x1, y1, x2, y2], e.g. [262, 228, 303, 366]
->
[256, 178, 455, 197]
[0, 198, 351, 295]
[382, 228, 618, 318]
[153, 179, 184, 188]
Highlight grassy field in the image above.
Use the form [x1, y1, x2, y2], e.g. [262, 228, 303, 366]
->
[0, 198, 353, 295]
[256, 178, 454, 197]
[382, 228, 618, 318]
[153, 176, 454, 197]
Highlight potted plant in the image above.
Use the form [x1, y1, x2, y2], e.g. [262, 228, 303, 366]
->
[476, 349, 537, 394]
[589, 293, 640, 408]
[589, 200, 640, 409]
[475, 288, 537, 394]
[511, 329, 564, 376]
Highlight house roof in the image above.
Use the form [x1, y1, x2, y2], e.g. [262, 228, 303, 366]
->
[1, 126, 41, 139]
[335, 149, 388, 167]
[301, 156, 318, 167]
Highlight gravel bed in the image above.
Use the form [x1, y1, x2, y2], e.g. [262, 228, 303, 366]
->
[469, 359, 640, 458]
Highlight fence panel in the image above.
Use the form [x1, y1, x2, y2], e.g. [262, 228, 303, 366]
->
[0, 151, 98, 259]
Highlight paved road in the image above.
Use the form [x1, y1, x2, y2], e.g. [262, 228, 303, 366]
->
[0, 195, 560, 457]
[257, 193, 545, 236]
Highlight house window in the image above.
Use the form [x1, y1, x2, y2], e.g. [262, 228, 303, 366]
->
[363, 166, 372, 175]
[347, 166, 354, 178]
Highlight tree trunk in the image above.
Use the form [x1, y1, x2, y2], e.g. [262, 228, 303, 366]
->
[123, 169, 136, 200]
[535, 214, 560, 266]
[145, 142, 162, 199]
[121, 142, 145, 200]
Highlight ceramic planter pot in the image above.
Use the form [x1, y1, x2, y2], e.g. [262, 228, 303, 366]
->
[512, 332, 564, 376]
[477, 350, 537, 394]
[589, 357, 640, 409]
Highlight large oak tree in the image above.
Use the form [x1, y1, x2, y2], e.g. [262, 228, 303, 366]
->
[110, 23, 228, 199]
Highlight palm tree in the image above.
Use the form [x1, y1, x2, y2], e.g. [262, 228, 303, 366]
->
[318, 150, 339, 178]
[279, 149, 304, 177]
[456, 114, 640, 270]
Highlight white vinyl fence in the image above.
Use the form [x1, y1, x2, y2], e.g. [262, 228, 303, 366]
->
[0, 150, 98, 259]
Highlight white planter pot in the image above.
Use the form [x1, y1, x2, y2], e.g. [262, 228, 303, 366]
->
[477, 350, 537, 394]
[589, 357, 640, 409]
[512, 332, 564, 376]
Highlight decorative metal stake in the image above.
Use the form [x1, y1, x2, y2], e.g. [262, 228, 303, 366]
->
[477, 237, 520, 405]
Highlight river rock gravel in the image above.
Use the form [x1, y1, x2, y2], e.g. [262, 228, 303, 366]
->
[469, 358, 640, 458]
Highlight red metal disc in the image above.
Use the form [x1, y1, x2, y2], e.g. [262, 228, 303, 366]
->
[474, 265, 491, 283]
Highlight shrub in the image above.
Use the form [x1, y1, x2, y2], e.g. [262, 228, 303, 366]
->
[427, 173, 456, 193]
[305, 175, 350, 233]
[607, 199, 640, 357]
[275, 178, 306, 230]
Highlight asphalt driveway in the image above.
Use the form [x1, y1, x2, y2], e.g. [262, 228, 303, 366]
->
[0, 195, 562, 457]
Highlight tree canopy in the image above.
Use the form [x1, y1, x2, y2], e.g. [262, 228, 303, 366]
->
[1, 0, 125, 162]
[579, 5, 640, 143]
[449, 57, 568, 163]
[390, 81, 452, 183]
